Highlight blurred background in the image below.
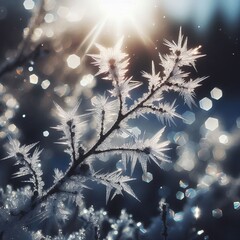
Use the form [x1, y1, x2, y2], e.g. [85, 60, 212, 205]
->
[0, 0, 239, 239]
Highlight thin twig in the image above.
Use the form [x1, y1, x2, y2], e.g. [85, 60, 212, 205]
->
[94, 147, 148, 155]
[0, 43, 43, 78]
[160, 203, 168, 240]
[0, 0, 46, 79]
[67, 119, 77, 163]
[100, 110, 105, 137]
[6, 53, 180, 229]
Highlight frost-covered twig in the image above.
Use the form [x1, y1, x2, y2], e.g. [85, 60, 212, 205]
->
[40, 28, 204, 209]
[38, 28, 203, 209]
[1, 28, 205, 239]
[4, 139, 44, 198]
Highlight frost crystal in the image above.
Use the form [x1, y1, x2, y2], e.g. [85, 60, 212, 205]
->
[89, 37, 128, 79]
[164, 27, 204, 68]
[142, 61, 161, 88]
[4, 139, 44, 196]
[53, 102, 85, 163]
[93, 170, 139, 203]
[53, 168, 64, 184]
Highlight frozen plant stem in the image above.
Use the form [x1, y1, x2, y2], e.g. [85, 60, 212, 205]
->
[108, 57, 124, 114]
[21, 47, 194, 217]
[2, 28, 205, 238]
[67, 119, 77, 163]
[160, 203, 168, 240]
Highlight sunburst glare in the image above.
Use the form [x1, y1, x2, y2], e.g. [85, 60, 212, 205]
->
[98, 0, 154, 37]
[73, 0, 156, 56]
[100, 0, 136, 18]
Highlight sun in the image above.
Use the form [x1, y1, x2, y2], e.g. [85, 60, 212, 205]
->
[100, 0, 137, 20]
[74, 0, 156, 56]
[97, 0, 155, 43]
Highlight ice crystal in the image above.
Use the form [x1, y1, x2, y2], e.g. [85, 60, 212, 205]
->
[142, 61, 161, 88]
[163, 28, 204, 68]
[53, 102, 86, 163]
[90, 95, 119, 135]
[105, 209, 146, 240]
[4, 139, 44, 197]
[53, 168, 64, 184]
[125, 128, 171, 173]
[93, 170, 138, 203]
[36, 195, 72, 223]
[89, 37, 128, 80]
